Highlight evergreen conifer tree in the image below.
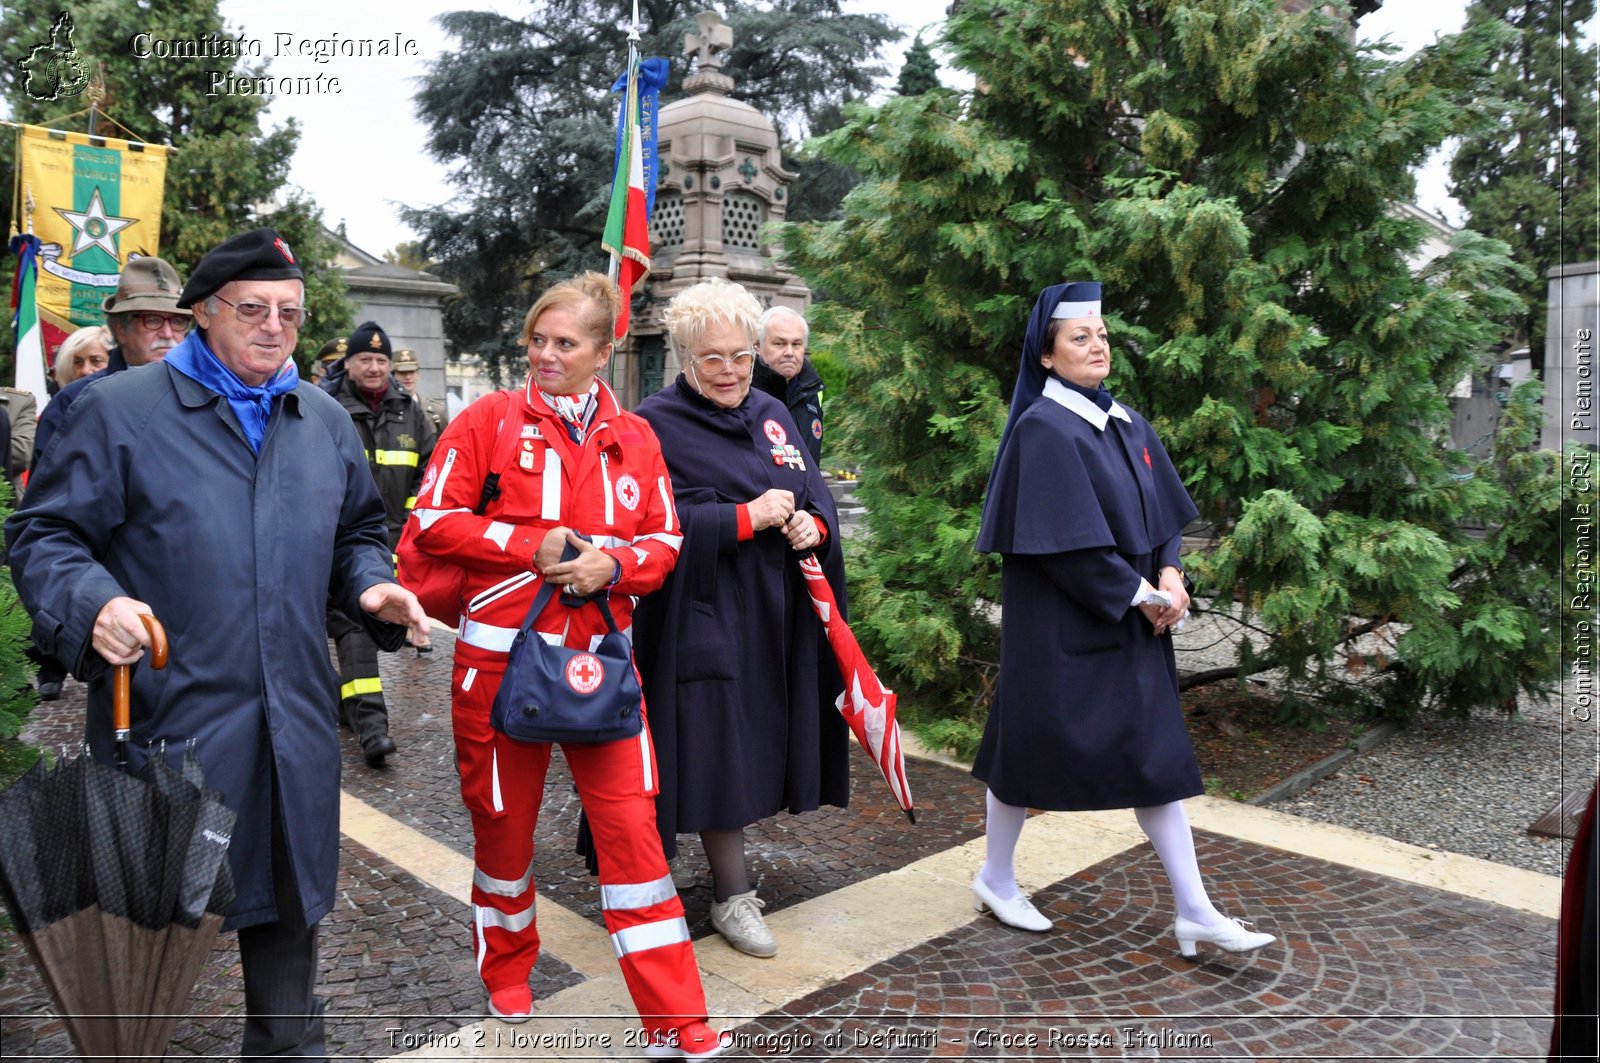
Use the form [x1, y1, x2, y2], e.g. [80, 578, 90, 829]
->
[1449, 0, 1597, 368]
[895, 35, 941, 96]
[780, 0, 1566, 725]
[0, 479, 41, 772]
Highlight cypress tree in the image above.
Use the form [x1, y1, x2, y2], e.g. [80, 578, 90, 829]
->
[1449, 0, 1598, 368]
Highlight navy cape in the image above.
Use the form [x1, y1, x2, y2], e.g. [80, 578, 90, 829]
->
[633, 377, 849, 854]
[973, 371, 1203, 810]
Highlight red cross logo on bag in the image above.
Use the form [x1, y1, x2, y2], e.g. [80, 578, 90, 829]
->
[565, 653, 605, 695]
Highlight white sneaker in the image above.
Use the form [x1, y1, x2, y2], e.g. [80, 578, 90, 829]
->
[709, 890, 777, 957]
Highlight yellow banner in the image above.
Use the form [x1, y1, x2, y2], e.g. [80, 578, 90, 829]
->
[14, 123, 169, 330]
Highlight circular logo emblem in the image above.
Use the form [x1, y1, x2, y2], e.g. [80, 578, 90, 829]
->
[811, 417, 823, 440]
[763, 419, 787, 445]
[615, 473, 641, 511]
[565, 653, 605, 695]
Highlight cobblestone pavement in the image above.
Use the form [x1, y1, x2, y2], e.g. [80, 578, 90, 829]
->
[1, 632, 1564, 1061]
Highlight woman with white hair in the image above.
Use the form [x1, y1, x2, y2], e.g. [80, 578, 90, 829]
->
[630, 277, 849, 959]
[51, 325, 111, 388]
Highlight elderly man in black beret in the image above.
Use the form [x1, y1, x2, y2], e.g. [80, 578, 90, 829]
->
[6, 227, 428, 1062]
[321, 320, 437, 765]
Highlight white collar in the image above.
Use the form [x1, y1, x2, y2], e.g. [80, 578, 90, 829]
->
[1042, 375, 1129, 431]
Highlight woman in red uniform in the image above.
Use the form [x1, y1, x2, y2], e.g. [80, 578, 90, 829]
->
[401, 273, 722, 1058]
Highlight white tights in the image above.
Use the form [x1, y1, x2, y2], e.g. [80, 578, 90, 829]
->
[979, 790, 1224, 925]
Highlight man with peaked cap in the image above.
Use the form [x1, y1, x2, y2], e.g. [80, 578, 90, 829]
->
[391, 347, 450, 433]
[308, 336, 346, 386]
[322, 320, 436, 765]
[30, 255, 193, 466]
[6, 226, 428, 1062]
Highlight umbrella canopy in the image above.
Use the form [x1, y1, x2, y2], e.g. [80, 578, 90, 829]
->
[0, 617, 236, 1061]
[798, 553, 916, 823]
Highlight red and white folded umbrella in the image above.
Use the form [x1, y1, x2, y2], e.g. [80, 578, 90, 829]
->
[799, 554, 916, 823]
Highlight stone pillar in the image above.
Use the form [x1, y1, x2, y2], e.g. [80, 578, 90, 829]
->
[1545, 262, 1600, 451]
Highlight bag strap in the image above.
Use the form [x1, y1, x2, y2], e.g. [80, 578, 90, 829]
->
[514, 544, 624, 641]
[474, 391, 529, 516]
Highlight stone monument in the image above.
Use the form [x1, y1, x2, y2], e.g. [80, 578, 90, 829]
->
[613, 10, 811, 406]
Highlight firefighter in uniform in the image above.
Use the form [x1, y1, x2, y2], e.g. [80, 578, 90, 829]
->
[399, 274, 722, 1055]
[326, 321, 437, 766]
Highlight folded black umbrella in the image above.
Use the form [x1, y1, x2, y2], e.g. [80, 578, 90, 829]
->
[0, 616, 236, 1061]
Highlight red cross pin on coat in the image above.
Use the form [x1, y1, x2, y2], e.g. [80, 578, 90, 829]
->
[1143, 447, 1152, 469]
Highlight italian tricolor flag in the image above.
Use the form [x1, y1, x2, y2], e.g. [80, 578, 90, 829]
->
[9, 233, 50, 410]
[602, 55, 651, 341]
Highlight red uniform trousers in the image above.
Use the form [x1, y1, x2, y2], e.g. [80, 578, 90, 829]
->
[451, 641, 707, 1034]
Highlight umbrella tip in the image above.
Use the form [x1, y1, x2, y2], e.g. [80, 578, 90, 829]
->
[904, 808, 917, 825]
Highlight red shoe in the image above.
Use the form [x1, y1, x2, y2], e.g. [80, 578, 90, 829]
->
[487, 984, 532, 1023]
[642, 1021, 726, 1058]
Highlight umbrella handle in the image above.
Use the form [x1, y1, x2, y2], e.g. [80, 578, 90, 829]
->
[113, 614, 169, 745]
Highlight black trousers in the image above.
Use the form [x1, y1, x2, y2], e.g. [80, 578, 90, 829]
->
[237, 793, 326, 1061]
[325, 605, 389, 746]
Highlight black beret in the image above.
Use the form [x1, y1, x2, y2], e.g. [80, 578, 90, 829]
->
[347, 321, 392, 359]
[177, 227, 304, 308]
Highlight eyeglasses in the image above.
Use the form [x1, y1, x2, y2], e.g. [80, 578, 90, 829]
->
[692, 350, 755, 372]
[131, 313, 193, 333]
[212, 294, 311, 328]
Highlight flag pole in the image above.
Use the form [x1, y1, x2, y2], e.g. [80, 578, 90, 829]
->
[609, 0, 641, 286]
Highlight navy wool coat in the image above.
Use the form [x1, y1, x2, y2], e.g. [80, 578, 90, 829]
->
[634, 378, 849, 855]
[973, 377, 1203, 810]
[5, 360, 399, 930]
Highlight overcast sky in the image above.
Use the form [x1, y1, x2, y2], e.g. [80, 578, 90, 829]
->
[194, 0, 1568, 256]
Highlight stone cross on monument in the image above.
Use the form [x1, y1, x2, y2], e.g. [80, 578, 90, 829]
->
[684, 10, 733, 71]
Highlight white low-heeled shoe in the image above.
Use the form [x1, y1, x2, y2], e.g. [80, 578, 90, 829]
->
[1173, 914, 1276, 958]
[972, 877, 1052, 932]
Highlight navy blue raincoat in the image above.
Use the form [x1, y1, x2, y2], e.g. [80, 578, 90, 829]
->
[5, 355, 399, 930]
[973, 285, 1202, 811]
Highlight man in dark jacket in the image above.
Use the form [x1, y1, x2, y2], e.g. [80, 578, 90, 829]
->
[6, 227, 428, 1062]
[30, 255, 192, 466]
[324, 321, 437, 765]
[752, 305, 826, 465]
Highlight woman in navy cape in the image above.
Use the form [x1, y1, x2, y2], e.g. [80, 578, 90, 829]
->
[971, 280, 1276, 959]
[632, 278, 849, 959]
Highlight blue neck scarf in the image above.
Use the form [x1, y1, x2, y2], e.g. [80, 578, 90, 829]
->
[164, 332, 300, 453]
[1052, 372, 1115, 412]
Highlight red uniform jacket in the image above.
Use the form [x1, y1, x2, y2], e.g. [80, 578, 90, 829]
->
[406, 380, 681, 670]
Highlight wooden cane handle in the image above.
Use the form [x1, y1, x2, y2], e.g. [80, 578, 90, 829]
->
[113, 614, 169, 739]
